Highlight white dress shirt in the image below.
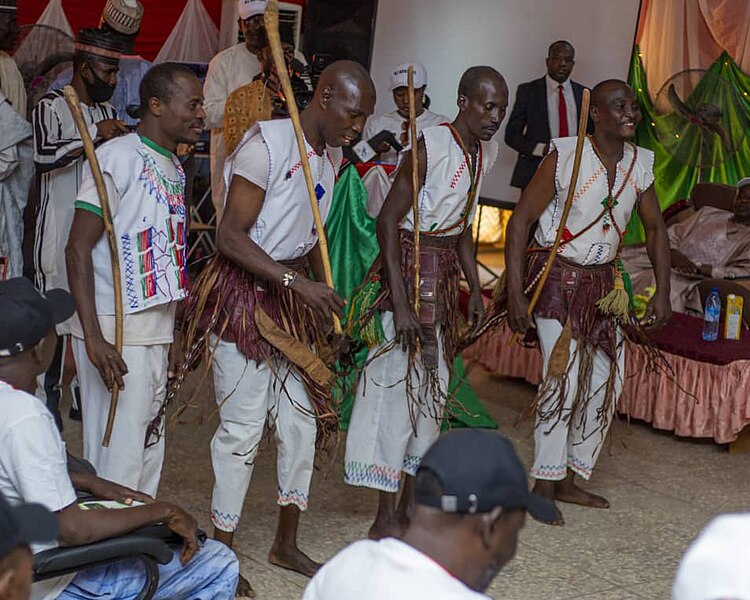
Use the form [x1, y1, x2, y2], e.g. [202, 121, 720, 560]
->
[533, 75, 578, 157]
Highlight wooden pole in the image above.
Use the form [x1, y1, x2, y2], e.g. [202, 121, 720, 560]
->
[408, 66, 420, 317]
[264, 0, 342, 335]
[63, 85, 123, 447]
[511, 88, 591, 343]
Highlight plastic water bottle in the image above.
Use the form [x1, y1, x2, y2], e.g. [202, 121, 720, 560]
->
[702, 287, 721, 341]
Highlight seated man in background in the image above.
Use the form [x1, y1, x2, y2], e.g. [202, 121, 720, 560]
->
[0, 277, 239, 600]
[623, 177, 750, 314]
[305, 430, 556, 599]
[0, 493, 58, 600]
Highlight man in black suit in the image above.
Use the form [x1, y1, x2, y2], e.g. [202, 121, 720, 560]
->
[505, 41, 588, 190]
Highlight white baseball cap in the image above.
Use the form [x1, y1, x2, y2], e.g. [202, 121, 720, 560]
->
[389, 62, 427, 91]
[672, 513, 750, 600]
[737, 177, 750, 190]
[238, 0, 267, 20]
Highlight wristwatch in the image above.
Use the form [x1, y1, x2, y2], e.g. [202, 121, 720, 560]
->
[281, 270, 298, 288]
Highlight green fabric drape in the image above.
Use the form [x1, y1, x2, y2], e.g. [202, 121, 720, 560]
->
[326, 165, 497, 431]
[624, 48, 750, 244]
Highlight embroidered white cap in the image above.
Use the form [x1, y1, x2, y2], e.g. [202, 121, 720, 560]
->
[389, 62, 427, 91]
[672, 513, 750, 600]
[238, 0, 267, 20]
[737, 177, 750, 189]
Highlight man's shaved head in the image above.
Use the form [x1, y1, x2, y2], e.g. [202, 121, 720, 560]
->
[308, 60, 376, 147]
[591, 79, 631, 107]
[458, 66, 507, 99]
[315, 60, 376, 101]
[455, 66, 509, 144]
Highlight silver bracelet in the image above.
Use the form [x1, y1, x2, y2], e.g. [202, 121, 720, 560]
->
[281, 270, 298, 288]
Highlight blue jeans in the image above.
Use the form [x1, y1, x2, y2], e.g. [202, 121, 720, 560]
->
[56, 539, 238, 599]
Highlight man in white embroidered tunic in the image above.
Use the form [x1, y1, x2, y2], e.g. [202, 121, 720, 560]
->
[65, 63, 205, 497]
[182, 60, 375, 595]
[344, 67, 507, 540]
[503, 80, 671, 525]
[32, 27, 130, 430]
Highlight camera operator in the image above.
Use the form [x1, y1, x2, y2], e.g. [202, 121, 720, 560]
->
[224, 42, 310, 155]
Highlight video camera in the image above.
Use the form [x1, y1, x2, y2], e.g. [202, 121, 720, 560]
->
[272, 58, 314, 117]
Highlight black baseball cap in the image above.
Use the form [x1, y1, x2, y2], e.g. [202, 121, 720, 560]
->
[0, 493, 59, 558]
[0, 278, 75, 357]
[415, 429, 558, 522]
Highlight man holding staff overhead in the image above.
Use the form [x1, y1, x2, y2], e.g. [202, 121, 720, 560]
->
[66, 63, 205, 497]
[180, 48, 375, 590]
[344, 66, 507, 540]
[502, 79, 671, 524]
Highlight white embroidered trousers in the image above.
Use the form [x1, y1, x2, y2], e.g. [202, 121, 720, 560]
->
[209, 336, 316, 533]
[73, 339, 167, 497]
[531, 316, 624, 481]
[344, 313, 448, 493]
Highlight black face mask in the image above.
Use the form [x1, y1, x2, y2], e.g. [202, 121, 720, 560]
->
[85, 63, 116, 103]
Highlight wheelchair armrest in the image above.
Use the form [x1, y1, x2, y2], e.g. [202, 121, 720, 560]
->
[33, 524, 208, 581]
[130, 524, 207, 546]
[34, 534, 173, 581]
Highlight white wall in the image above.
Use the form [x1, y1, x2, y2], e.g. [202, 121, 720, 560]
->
[369, 0, 642, 203]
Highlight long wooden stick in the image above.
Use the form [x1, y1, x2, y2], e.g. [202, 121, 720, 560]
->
[408, 66, 420, 317]
[511, 88, 590, 343]
[63, 85, 123, 447]
[264, 0, 341, 335]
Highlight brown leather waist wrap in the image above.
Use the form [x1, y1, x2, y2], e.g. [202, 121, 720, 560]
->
[527, 251, 619, 361]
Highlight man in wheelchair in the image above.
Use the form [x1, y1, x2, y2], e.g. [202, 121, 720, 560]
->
[0, 277, 239, 599]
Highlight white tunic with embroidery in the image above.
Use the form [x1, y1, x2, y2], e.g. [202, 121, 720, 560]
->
[535, 136, 654, 266]
[401, 124, 499, 237]
[79, 134, 188, 317]
[224, 119, 343, 261]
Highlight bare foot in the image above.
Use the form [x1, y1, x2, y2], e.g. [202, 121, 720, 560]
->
[235, 573, 255, 598]
[268, 544, 322, 577]
[531, 480, 565, 526]
[554, 478, 609, 509]
[368, 516, 403, 540]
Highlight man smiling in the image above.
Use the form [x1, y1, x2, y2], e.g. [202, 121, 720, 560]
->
[503, 79, 671, 525]
[66, 63, 205, 498]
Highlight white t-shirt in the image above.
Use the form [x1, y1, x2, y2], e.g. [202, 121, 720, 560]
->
[0, 381, 77, 600]
[303, 538, 489, 600]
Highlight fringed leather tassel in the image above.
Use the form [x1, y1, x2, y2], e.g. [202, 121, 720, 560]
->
[596, 265, 630, 325]
[547, 319, 573, 379]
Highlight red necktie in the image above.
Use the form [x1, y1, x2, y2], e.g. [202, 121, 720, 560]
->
[558, 84, 569, 137]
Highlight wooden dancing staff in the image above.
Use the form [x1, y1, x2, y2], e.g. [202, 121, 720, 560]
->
[264, 0, 342, 335]
[511, 88, 591, 344]
[408, 66, 420, 317]
[63, 85, 123, 447]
